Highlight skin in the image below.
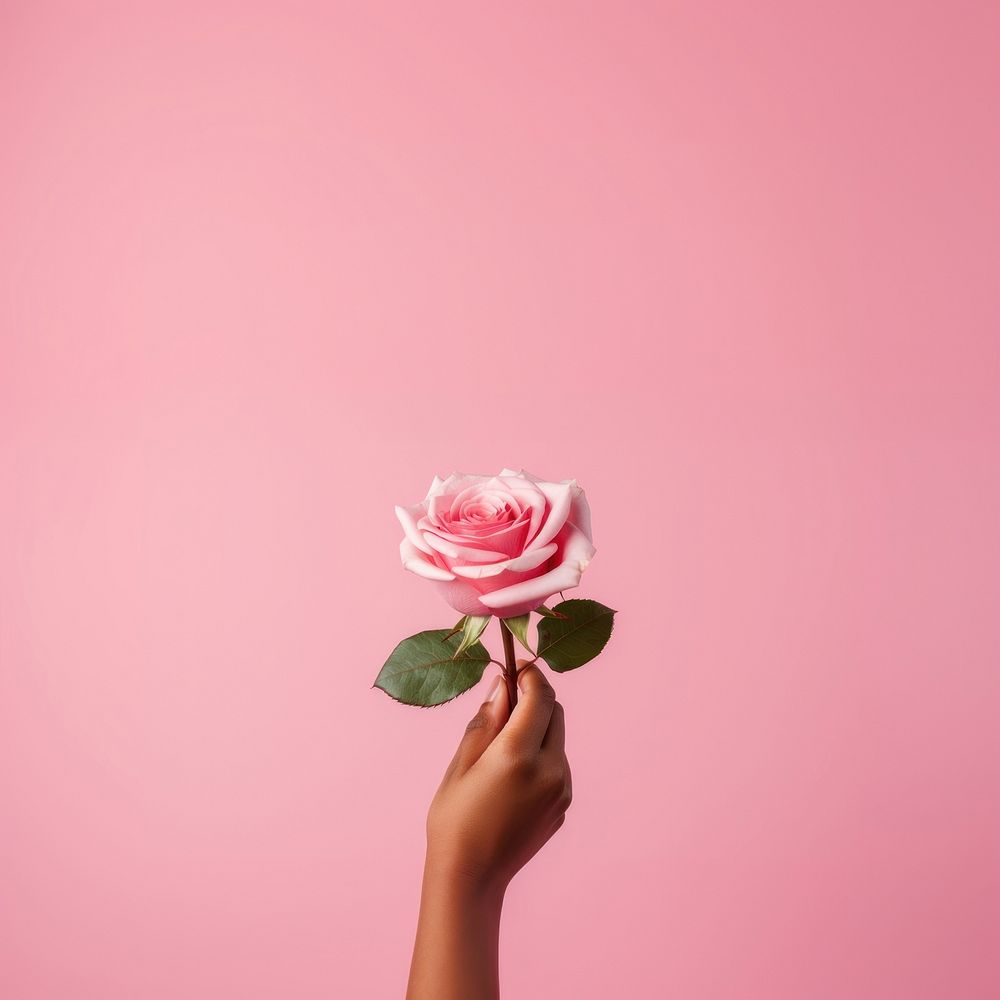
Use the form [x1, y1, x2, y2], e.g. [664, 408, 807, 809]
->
[407, 662, 573, 1000]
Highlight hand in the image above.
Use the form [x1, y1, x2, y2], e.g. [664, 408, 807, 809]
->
[426, 662, 573, 893]
[407, 663, 572, 1000]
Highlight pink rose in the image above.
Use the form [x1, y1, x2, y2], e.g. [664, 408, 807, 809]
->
[395, 469, 596, 618]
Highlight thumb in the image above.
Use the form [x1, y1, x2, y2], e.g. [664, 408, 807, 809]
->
[447, 673, 510, 777]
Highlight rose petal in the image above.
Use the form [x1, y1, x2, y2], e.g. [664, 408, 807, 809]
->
[399, 539, 455, 581]
[426, 511, 532, 558]
[567, 481, 593, 541]
[426, 474, 489, 522]
[500, 481, 547, 543]
[503, 541, 558, 572]
[479, 523, 595, 610]
[451, 559, 513, 579]
[500, 468, 544, 483]
[435, 506, 528, 538]
[450, 482, 515, 521]
[433, 578, 496, 617]
[395, 504, 434, 555]
[523, 481, 573, 552]
[424, 533, 507, 564]
[448, 540, 558, 579]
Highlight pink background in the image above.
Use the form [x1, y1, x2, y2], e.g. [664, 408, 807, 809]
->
[2, 3, 998, 997]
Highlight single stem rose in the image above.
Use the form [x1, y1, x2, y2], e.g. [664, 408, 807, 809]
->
[498, 619, 518, 710]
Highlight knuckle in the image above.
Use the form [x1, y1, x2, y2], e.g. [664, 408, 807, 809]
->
[464, 710, 490, 736]
[504, 748, 538, 780]
[541, 764, 565, 799]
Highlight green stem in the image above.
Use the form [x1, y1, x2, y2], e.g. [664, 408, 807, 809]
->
[498, 619, 518, 710]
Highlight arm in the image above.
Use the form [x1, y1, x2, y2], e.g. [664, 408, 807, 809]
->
[407, 664, 572, 1000]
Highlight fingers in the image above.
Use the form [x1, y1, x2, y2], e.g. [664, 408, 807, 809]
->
[501, 663, 556, 753]
[446, 673, 510, 777]
[541, 700, 565, 756]
[544, 705, 571, 818]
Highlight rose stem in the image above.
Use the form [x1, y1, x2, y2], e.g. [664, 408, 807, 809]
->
[498, 619, 518, 711]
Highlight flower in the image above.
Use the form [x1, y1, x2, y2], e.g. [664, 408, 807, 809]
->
[395, 469, 595, 618]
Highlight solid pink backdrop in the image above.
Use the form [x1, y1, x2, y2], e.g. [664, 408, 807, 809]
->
[2, 3, 998, 998]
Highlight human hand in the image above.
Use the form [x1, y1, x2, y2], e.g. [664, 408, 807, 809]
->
[407, 663, 572, 999]
[425, 662, 573, 895]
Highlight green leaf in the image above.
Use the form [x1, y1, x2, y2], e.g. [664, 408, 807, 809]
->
[502, 614, 533, 653]
[536, 599, 616, 672]
[454, 615, 490, 658]
[536, 604, 567, 619]
[374, 630, 490, 706]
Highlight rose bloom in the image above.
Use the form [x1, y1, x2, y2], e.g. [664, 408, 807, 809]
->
[395, 469, 596, 618]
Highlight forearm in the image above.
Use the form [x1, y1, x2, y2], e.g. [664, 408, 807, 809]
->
[406, 664, 569, 998]
[407, 858, 505, 1000]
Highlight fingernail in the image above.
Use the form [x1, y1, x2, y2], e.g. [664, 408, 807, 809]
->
[487, 674, 503, 701]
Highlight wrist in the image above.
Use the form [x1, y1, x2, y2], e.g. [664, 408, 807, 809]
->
[422, 851, 507, 911]
[409, 850, 504, 1000]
